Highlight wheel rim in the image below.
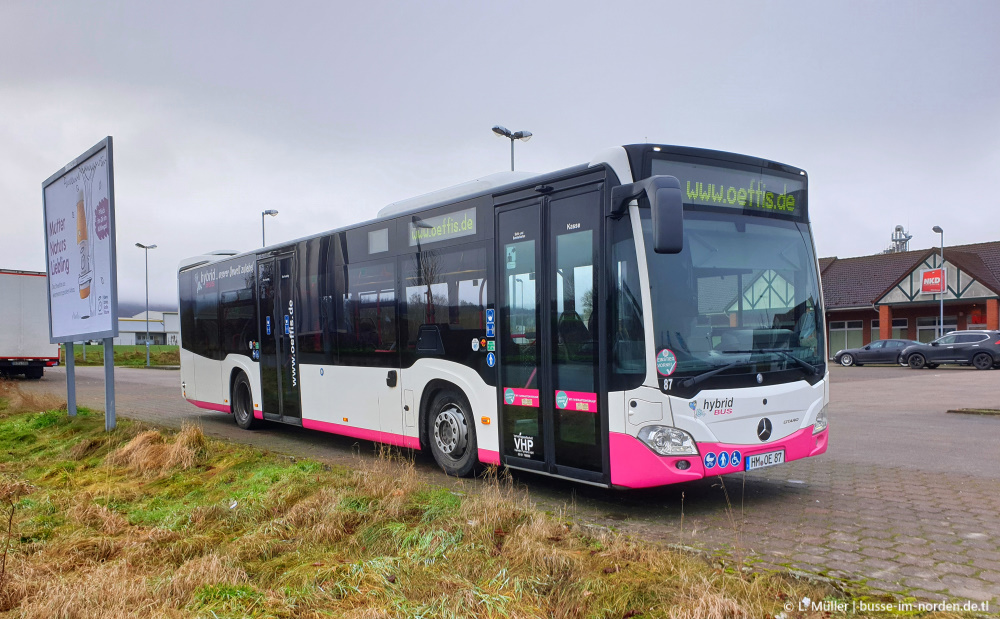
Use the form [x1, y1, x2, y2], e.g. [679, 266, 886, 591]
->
[433, 405, 468, 459]
[841, 354, 853, 366]
[910, 355, 924, 368]
[974, 354, 991, 370]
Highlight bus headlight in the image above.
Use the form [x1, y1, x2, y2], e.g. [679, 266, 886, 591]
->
[637, 425, 699, 456]
[813, 405, 828, 434]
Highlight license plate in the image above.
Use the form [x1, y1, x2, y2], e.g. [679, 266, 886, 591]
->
[746, 450, 785, 471]
[11, 361, 28, 366]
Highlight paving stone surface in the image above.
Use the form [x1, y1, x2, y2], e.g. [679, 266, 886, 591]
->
[18, 363, 1000, 608]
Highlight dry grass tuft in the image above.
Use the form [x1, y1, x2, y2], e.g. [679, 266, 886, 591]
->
[68, 497, 128, 535]
[165, 552, 247, 605]
[668, 588, 751, 619]
[68, 437, 108, 461]
[105, 424, 206, 476]
[20, 560, 173, 619]
[0, 381, 64, 416]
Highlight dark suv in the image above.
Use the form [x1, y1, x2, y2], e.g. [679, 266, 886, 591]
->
[901, 330, 1000, 370]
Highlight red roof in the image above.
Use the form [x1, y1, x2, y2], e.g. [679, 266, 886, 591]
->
[821, 241, 1000, 310]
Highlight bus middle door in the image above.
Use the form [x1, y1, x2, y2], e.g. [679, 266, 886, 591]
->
[257, 254, 302, 423]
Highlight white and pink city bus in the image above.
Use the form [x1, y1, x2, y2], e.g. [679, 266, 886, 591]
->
[178, 144, 828, 488]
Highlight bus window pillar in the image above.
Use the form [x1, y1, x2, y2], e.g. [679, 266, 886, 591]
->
[879, 305, 892, 341]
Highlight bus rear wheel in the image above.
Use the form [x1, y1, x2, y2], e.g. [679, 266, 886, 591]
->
[427, 389, 478, 477]
[233, 373, 258, 430]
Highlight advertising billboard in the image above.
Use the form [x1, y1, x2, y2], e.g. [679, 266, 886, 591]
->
[920, 268, 946, 295]
[41, 137, 119, 343]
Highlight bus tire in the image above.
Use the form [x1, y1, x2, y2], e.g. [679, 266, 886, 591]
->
[24, 367, 43, 380]
[232, 372, 258, 430]
[907, 353, 925, 369]
[426, 389, 478, 478]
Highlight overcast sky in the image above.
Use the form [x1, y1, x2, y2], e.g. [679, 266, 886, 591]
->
[2, 1, 998, 308]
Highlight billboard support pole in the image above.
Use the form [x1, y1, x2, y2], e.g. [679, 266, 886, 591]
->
[103, 337, 115, 430]
[66, 342, 77, 417]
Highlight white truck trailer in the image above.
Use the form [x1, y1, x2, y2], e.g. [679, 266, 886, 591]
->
[0, 269, 60, 379]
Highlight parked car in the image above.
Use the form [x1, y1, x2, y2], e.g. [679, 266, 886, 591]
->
[901, 330, 1000, 370]
[834, 339, 920, 367]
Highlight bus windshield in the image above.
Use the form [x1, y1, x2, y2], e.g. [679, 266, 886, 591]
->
[639, 209, 824, 386]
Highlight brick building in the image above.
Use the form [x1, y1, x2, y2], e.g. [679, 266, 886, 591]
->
[820, 242, 1000, 356]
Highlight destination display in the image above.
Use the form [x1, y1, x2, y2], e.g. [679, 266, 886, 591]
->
[408, 207, 477, 246]
[651, 159, 806, 219]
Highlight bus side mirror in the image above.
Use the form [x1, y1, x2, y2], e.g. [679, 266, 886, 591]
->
[610, 175, 684, 254]
[650, 177, 683, 254]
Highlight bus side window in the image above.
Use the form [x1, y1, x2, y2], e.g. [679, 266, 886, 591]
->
[402, 244, 486, 366]
[340, 260, 397, 367]
[610, 214, 645, 390]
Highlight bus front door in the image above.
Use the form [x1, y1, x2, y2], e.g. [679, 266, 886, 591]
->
[257, 255, 302, 423]
[496, 183, 607, 485]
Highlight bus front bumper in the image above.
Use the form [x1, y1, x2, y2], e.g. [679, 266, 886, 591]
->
[609, 426, 828, 489]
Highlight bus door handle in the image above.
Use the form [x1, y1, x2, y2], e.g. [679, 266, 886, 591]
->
[386, 370, 398, 388]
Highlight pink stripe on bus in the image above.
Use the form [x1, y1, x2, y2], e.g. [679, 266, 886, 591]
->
[186, 399, 231, 413]
[609, 426, 829, 489]
[478, 448, 501, 465]
[301, 418, 420, 449]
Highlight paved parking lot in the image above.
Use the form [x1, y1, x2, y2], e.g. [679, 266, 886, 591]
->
[17, 363, 1000, 604]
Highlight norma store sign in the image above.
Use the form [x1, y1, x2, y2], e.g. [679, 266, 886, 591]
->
[920, 268, 946, 294]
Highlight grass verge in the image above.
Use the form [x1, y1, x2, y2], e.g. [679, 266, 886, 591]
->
[61, 345, 180, 367]
[0, 380, 971, 618]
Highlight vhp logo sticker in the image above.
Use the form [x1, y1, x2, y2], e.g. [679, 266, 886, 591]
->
[512, 433, 534, 458]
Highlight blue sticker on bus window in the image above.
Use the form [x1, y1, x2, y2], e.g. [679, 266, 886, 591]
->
[266, 316, 271, 335]
[730, 450, 742, 468]
[284, 315, 289, 334]
[486, 323, 495, 338]
[704, 452, 716, 469]
[486, 352, 496, 367]
[718, 451, 729, 468]
[486, 308, 495, 324]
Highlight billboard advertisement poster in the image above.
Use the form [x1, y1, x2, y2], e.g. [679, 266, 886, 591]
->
[920, 268, 946, 295]
[42, 137, 118, 343]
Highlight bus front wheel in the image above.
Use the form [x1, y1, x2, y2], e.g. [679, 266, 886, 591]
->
[233, 373, 258, 430]
[427, 389, 478, 477]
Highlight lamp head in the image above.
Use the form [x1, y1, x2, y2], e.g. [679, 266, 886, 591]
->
[492, 125, 511, 138]
[263, 209, 279, 217]
[512, 130, 532, 142]
[932, 225, 943, 234]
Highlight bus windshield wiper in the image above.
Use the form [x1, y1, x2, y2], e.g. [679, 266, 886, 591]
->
[723, 348, 821, 376]
[679, 359, 756, 388]
[772, 351, 821, 376]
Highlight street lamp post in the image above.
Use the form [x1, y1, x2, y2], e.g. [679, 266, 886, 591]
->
[491, 125, 532, 171]
[932, 226, 944, 338]
[262, 209, 279, 246]
[135, 243, 158, 367]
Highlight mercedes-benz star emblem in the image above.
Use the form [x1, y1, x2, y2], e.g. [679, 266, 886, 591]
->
[756, 373, 763, 384]
[757, 418, 772, 441]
